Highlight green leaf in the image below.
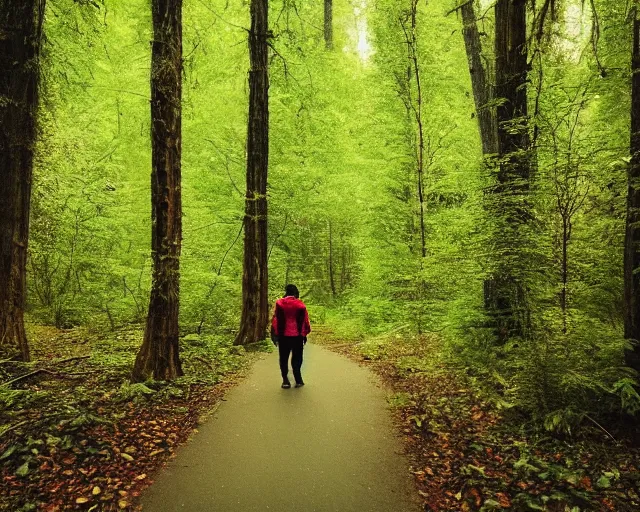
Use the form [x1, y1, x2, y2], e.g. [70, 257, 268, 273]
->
[61, 435, 74, 450]
[596, 475, 611, 489]
[0, 444, 18, 461]
[563, 471, 582, 485]
[465, 464, 487, 477]
[45, 434, 62, 447]
[15, 461, 30, 477]
[480, 500, 501, 511]
[514, 457, 540, 474]
[26, 437, 43, 447]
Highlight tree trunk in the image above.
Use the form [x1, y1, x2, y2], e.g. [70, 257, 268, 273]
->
[328, 220, 336, 298]
[561, 216, 569, 334]
[401, 0, 427, 259]
[625, 13, 640, 372]
[132, 0, 183, 381]
[459, 0, 501, 324]
[412, 1, 426, 259]
[495, 0, 530, 184]
[488, 0, 531, 342]
[460, 0, 498, 156]
[0, 0, 46, 362]
[235, 0, 270, 346]
[324, 0, 333, 50]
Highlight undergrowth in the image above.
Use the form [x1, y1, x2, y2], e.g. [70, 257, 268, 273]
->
[315, 325, 640, 511]
[0, 323, 261, 511]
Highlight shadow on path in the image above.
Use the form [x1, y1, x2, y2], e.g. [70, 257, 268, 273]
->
[141, 343, 419, 511]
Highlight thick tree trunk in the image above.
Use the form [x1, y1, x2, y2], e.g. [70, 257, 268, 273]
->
[495, 0, 530, 184]
[132, 0, 183, 381]
[488, 0, 531, 342]
[625, 15, 640, 372]
[459, 0, 501, 325]
[460, 0, 498, 156]
[324, 0, 333, 50]
[0, 0, 46, 362]
[235, 0, 270, 346]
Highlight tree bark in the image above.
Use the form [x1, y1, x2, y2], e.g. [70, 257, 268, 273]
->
[328, 220, 336, 298]
[488, 0, 531, 342]
[411, 1, 427, 260]
[235, 0, 270, 346]
[625, 13, 640, 372]
[560, 215, 569, 334]
[132, 0, 183, 381]
[400, 0, 427, 259]
[324, 0, 333, 50]
[460, 0, 498, 156]
[0, 0, 46, 362]
[495, 0, 530, 186]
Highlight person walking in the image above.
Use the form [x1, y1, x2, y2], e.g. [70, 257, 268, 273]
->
[270, 284, 311, 388]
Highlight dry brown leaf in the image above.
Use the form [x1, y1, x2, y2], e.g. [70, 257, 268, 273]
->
[496, 492, 511, 508]
[468, 487, 482, 507]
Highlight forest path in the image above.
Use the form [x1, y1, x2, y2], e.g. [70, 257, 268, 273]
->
[140, 342, 419, 512]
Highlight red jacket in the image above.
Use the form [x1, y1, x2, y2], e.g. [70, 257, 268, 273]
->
[271, 296, 311, 337]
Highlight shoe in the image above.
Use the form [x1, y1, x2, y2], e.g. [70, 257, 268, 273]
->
[295, 382, 305, 388]
[281, 381, 291, 389]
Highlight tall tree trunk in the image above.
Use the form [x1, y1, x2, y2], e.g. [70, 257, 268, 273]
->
[625, 12, 640, 372]
[400, 0, 426, 259]
[561, 216, 569, 334]
[0, 0, 46, 362]
[132, 0, 183, 381]
[411, 1, 426, 260]
[235, 0, 270, 346]
[458, 0, 501, 324]
[495, 0, 530, 187]
[488, 0, 531, 342]
[328, 220, 336, 298]
[460, 0, 498, 156]
[324, 0, 333, 50]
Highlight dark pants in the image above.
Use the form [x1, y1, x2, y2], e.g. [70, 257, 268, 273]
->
[278, 336, 304, 383]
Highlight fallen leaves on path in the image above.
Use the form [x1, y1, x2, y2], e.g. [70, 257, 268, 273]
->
[2, 384, 236, 511]
[316, 328, 640, 512]
[0, 325, 252, 511]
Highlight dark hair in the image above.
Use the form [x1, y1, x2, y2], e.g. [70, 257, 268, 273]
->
[285, 284, 299, 298]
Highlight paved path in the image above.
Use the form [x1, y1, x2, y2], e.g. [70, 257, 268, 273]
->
[141, 343, 419, 512]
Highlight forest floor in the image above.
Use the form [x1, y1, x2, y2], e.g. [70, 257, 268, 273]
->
[3, 325, 640, 512]
[0, 324, 263, 512]
[314, 327, 640, 512]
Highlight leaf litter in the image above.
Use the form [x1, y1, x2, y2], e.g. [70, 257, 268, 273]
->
[316, 327, 640, 512]
[0, 325, 258, 511]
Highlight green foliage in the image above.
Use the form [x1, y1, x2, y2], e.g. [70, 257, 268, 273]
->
[612, 378, 640, 415]
[113, 382, 156, 403]
[24, 0, 639, 431]
[0, 388, 47, 409]
[511, 446, 595, 509]
[0, 325, 254, 511]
